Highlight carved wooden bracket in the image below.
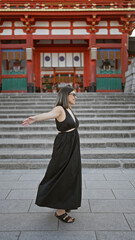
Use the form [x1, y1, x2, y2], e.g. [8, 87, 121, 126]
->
[86, 15, 101, 34]
[119, 15, 135, 35]
[20, 15, 35, 34]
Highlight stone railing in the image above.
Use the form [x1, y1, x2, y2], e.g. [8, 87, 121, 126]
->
[124, 58, 135, 93]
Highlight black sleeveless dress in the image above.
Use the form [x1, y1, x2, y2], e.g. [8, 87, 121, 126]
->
[35, 107, 82, 210]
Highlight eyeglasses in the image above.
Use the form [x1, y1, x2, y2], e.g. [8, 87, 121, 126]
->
[69, 93, 77, 97]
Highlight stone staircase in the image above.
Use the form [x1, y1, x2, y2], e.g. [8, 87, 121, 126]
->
[0, 92, 135, 169]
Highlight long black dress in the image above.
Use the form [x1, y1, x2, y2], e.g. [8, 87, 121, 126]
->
[35, 107, 82, 210]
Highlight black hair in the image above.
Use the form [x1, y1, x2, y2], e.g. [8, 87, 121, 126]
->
[55, 86, 74, 108]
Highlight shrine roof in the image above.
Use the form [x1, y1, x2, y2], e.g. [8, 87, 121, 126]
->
[0, 0, 134, 14]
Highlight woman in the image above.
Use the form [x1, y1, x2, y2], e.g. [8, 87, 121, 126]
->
[22, 86, 82, 223]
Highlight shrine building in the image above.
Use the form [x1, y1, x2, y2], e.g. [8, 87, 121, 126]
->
[0, 0, 135, 93]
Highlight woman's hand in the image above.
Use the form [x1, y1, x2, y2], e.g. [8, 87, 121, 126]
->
[22, 116, 35, 126]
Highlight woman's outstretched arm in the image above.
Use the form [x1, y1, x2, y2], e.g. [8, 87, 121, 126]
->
[22, 106, 62, 126]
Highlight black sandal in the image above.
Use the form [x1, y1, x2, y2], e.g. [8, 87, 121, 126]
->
[55, 212, 75, 223]
[65, 209, 71, 213]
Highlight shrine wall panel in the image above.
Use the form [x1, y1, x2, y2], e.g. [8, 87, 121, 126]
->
[96, 21, 108, 27]
[1, 21, 12, 27]
[14, 29, 26, 35]
[96, 29, 108, 35]
[110, 29, 122, 35]
[33, 29, 49, 35]
[51, 29, 71, 35]
[52, 21, 70, 27]
[32, 21, 49, 27]
[73, 21, 88, 27]
[73, 29, 89, 35]
[14, 21, 25, 27]
[0, 29, 12, 35]
[110, 21, 121, 26]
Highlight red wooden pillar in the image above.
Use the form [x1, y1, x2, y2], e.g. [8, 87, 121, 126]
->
[89, 34, 96, 92]
[90, 60, 96, 92]
[34, 51, 41, 92]
[53, 67, 56, 85]
[0, 41, 2, 92]
[121, 33, 128, 91]
[26, 34, 33, 92]
[73, 67, 76, 88]
[83, 50, 90, 89]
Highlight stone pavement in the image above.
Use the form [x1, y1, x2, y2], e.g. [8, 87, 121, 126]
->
[0, 168, 135, 240]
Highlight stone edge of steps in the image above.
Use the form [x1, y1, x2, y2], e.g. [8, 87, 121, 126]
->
[0, 159, 135, 169]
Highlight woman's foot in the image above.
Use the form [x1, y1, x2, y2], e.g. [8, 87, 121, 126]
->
[55, 209, 74, 223]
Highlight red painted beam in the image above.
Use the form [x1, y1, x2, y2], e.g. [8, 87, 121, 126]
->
[96, 74, 122, 78]
[35, 47, 88, 52]
[2, 75, 27, 78]
[1, 44, 26, 49]
[96, 44, 122, 48]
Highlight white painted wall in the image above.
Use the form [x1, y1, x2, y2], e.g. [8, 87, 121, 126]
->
[73, 21, 88, 27]
[0, 29, 12, 35]
[14, 21, 25, 27]
[96, 29, 108, 35]
[73, 29, 89, 35]
[14, 29, 26, 35]
[110, 29, 122, 35]
[1, 21, 12, 27]
[110, 21, 121, 26]
[52, 21, 70, 27]
[51, 29, 71, 35]
[33, 29, 49, 35]
[31, 21, 49, 27]
[96, 21, 108, 26]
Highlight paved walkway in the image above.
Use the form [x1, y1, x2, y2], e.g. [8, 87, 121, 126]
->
[0, 168, 135, 240]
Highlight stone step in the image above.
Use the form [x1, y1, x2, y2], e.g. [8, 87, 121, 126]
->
[1, 98, 135, 102]
[1, 96, 134, 100]
[0, 92, 135, 169]
[0, 93, 133, 96]
[0, 109, 135, 113]
[1, 101, 135, 106]
[1, 105, 135, 109]
[0, 148, 135, 160]
[0, 118, 135, 124]
[0, 138, 135, 148]
[1, 113, 135, 118]
[0, 92, 134, 97]
[1, 158, 135, 168]
[0, 124, 135, 131]
[0, 131, 134, 139]
[1, 137, 135, 143]
[0, 159, 122, 168]
[1, 97, 135, 101]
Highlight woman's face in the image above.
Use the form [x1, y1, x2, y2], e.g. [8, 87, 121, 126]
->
[68, 90, 77, 106]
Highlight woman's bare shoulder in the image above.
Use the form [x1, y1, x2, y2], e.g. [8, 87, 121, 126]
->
[53, 106, 63, 112]
[51, 106, 64, 116]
